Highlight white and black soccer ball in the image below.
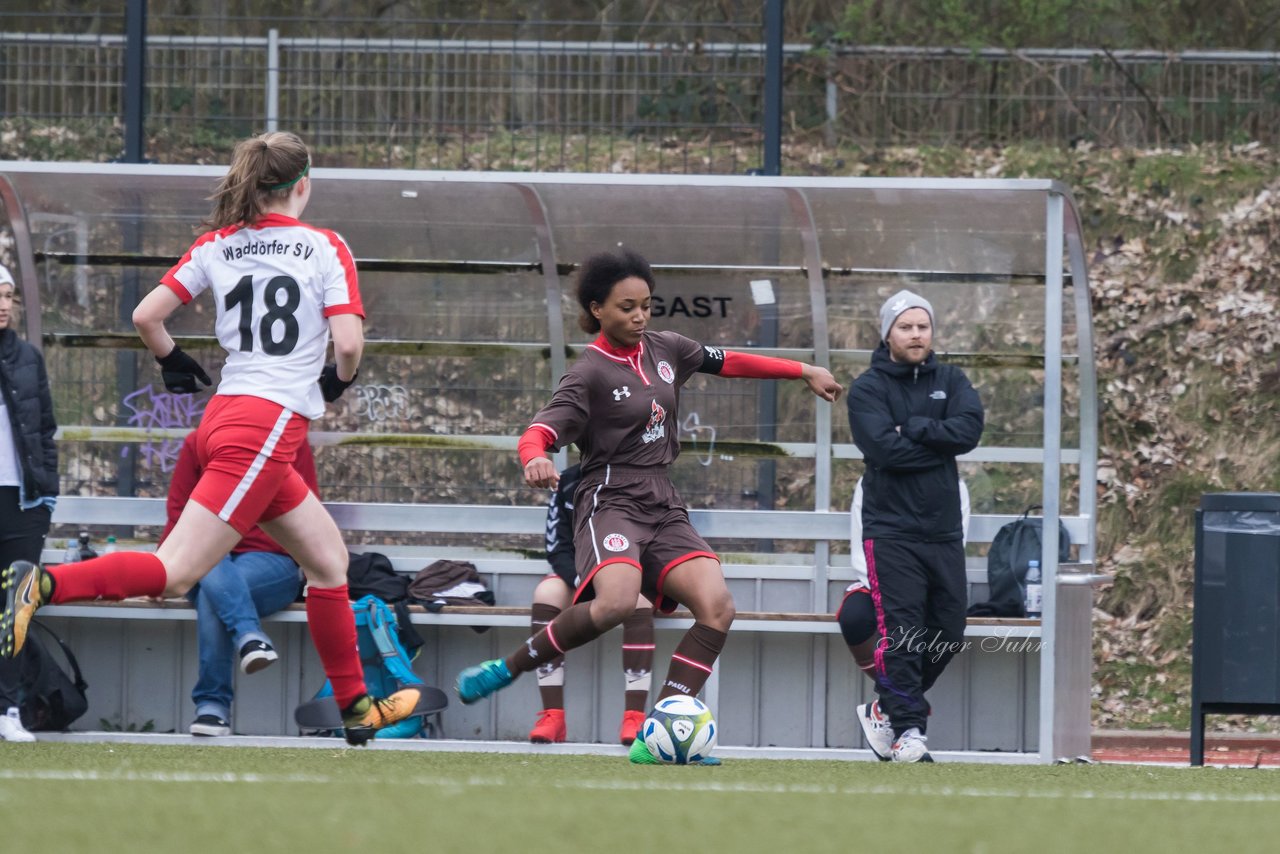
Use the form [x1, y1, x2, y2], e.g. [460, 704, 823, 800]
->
[641, 695, 717, 765]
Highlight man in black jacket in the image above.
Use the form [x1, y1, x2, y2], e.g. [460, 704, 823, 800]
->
[847, 289, 984, 763]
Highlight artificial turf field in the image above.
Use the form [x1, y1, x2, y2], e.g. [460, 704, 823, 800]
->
[3, 743, 1279, 854]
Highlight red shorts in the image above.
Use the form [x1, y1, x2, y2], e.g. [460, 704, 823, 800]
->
[188, 395, 311, 536]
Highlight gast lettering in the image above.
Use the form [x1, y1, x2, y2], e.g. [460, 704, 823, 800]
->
[649, 295, 732, 318]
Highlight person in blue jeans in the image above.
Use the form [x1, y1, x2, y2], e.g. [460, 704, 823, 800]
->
[163, 432, 318, 736]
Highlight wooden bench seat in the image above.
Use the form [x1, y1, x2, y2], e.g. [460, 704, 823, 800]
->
[42, 598, 1043, 638]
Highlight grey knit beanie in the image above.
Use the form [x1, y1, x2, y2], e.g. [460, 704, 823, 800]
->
[878, 289, 934, 342]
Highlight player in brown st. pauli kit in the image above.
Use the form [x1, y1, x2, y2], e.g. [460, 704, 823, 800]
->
[526, 462, 655, 747]
[455, 247, 842, 763]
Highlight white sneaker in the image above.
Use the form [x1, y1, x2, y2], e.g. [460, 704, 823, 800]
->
[0, 707, 35, 743]
[891, 727, 933, 763]
[857, 701, 893, 761]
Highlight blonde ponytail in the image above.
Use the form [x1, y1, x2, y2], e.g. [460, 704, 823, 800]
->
[205, 131, 310, 229]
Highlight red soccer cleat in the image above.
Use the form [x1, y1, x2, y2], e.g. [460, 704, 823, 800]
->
[529, 708, 567, 743]
[619, 709, 646, 746]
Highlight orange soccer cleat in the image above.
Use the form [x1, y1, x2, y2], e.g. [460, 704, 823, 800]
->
[529, 708, 567, 743]
[619, 709, 646, 746]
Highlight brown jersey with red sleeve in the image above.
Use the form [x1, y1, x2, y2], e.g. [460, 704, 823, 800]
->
[527, 330, 707, 475]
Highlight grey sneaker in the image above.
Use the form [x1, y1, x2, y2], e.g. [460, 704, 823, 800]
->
[857, 701, 893, 761]
[891, 727, 934, 763]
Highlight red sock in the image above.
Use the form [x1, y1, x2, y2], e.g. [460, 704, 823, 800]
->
[48, 552, 167, 603]
[304, 585, 366, 710]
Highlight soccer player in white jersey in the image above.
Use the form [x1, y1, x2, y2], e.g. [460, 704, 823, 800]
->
[0, 131, 420, 745]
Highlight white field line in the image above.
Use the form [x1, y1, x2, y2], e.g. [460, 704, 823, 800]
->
[1, 768, 1278, 803]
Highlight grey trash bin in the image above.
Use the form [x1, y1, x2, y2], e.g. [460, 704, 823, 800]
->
[1191, 492, 1280, 765]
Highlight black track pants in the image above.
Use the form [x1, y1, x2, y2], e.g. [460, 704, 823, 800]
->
[862, 537, 967, 736]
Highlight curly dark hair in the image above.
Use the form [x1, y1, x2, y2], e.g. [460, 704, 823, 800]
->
[575, 248, 656, 334]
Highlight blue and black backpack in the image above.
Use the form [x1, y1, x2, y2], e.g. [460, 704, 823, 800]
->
[312, 595, 429, 739]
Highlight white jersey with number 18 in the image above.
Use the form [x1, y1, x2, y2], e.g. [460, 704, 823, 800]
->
[160, 212, 364, 420]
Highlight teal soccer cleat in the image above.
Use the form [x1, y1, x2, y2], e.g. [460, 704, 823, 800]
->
[455, 658, 514, 704]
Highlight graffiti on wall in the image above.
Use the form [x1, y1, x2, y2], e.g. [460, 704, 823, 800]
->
[351, 383, 410, 423]
[121, 385, 206, 472]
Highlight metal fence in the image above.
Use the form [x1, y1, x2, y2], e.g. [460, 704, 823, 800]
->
[0, 17, 773, 172]
[5, 17, 1280, 169]
[817, 46, 1280, 147]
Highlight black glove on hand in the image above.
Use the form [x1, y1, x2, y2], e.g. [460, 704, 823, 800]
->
[156, 346, 212, 394]
[319, 364, 358, 402]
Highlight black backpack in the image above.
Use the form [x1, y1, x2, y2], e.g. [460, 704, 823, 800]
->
[18, 620, 89, 731]
[969, 506, 1071, 618]
[347, 550, 410, 602]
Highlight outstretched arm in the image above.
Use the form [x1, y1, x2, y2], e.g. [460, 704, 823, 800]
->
[798, 362, 843, 402]
[700, 348, 842, 402]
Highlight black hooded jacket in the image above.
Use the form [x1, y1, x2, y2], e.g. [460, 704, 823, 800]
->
[0, 328, 59, 504]
[847, 344, 983, 542]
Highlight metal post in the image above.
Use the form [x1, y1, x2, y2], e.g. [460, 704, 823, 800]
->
[123, 0, 147, 163]
[750, 0, 787, 532]
[120, 0, 148, 504]
[762, 0, 785, 175]
[824, 48, 838, 147]
[266, 28, 280, 132]
[1039, 192, 1066, 761]
[755, 292, 779, 524]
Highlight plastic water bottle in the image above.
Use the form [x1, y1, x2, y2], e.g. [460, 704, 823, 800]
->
[62, 538, 81, 564]
[102, 536, 118, 555]
[1024, 559, 1043, 619]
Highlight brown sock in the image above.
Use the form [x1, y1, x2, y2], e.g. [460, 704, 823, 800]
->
[506, 601, 601, 676]
[621, 607, 655, 712]
[658, 623, 727, 700]
[531, 602, 565, 709]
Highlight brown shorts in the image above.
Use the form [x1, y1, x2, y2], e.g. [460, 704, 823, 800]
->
[571, 465, 717, 613]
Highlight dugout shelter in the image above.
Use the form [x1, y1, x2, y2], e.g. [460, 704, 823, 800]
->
[0, 163, 1100, 762]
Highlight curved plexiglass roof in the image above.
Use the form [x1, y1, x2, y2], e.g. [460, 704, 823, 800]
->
[0, 162, 1095, 553]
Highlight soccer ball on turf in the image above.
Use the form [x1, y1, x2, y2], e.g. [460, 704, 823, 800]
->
[641, 695, 717, 765]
